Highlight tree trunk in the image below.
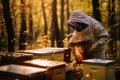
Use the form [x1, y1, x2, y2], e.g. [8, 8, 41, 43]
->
[66, 0, 70, 33]
[0, 7, 7, 51]
[2, 0, 15, 52]
[60, 0, 64, 47]
[117, 0, 120, 40]
[19, 0, 27, 50]
[51, 0, 62, 47]
[28, 3, 33, 49]
[108, 0, 117, 59]
[51, 21, 55, 47]
[41, 0, 48, 35]
[92, 0, 101, 22]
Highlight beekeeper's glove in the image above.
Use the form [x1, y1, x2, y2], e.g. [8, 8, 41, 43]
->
[88, 42, 99, 54]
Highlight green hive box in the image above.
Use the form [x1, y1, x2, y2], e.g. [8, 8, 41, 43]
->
[82, 59, 115, 80]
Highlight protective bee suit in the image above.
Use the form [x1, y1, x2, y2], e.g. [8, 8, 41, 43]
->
[68, 10, 108, 59]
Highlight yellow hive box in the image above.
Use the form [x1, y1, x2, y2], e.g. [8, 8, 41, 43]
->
[82, 59, 115, 80]
[17, 47, 71, 63]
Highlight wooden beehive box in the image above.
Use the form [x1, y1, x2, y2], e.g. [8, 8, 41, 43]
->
[0, 64, 47, 80]
[0, 53, 33, 65]
[16, 47, 71, 63]
[39, 47, 71, 62]
[22, 49, 53, 60]
[82, 59, 115, 80]
[23, 59, 66, 80]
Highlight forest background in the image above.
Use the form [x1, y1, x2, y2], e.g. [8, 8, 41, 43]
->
[0, 0, 120, 60]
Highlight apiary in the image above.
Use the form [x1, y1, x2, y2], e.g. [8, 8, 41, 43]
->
[23, 59, 66, 80]
[0, 64, 47, 80]
[82, 59, 115, 80]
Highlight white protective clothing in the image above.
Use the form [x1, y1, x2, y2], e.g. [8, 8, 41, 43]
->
[68, 10, 108, 59]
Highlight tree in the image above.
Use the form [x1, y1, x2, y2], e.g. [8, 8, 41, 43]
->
[2, 0, 15, 52]
[92, 0, 101, 22]
[28, 0, 33, 49]
[0, 5, 6, 51]
[19, 0, 27, 50]
[41, 0, 48, 35]
[108, 0, 117, 59]
[117, 0, 120, 40]
[60, 0, 65, 47]
[66, 0, 70, 33]
[51, 0, 62, 47]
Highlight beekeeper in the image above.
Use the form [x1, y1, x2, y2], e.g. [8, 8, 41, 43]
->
[68, 10, 108, 59]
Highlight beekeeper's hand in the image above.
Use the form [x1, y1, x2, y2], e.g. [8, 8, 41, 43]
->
[88, 42, 99, 54]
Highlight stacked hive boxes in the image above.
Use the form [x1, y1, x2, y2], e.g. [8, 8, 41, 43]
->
[0, 48, 71, 80]
[0, 59, 66, 80]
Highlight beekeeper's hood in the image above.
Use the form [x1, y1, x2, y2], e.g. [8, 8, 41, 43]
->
[68, 10, 94, 43]
[67, 10, 90, 26]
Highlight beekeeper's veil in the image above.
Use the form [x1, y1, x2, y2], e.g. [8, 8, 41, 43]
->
[68, 10, 94, 43]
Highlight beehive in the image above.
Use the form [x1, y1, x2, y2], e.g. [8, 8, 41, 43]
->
[82, 59, 115, 80]
[23, 59, 66, 80]
[17, 47, 71, 63]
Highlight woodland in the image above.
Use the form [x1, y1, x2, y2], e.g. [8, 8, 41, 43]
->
[0, 0, 120, 60]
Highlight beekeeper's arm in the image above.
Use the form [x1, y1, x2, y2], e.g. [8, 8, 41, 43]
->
[89, 23, 109, 53]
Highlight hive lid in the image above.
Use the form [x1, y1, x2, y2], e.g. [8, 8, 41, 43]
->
[0, 64, 47, 79]
[16, 47, 70, 55]
[24, 59, 66, 68]
[82, 58, 115, 66]
[39, 47, 69, 53]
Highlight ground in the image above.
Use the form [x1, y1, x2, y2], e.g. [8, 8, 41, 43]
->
[66, 64, 82, 80]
